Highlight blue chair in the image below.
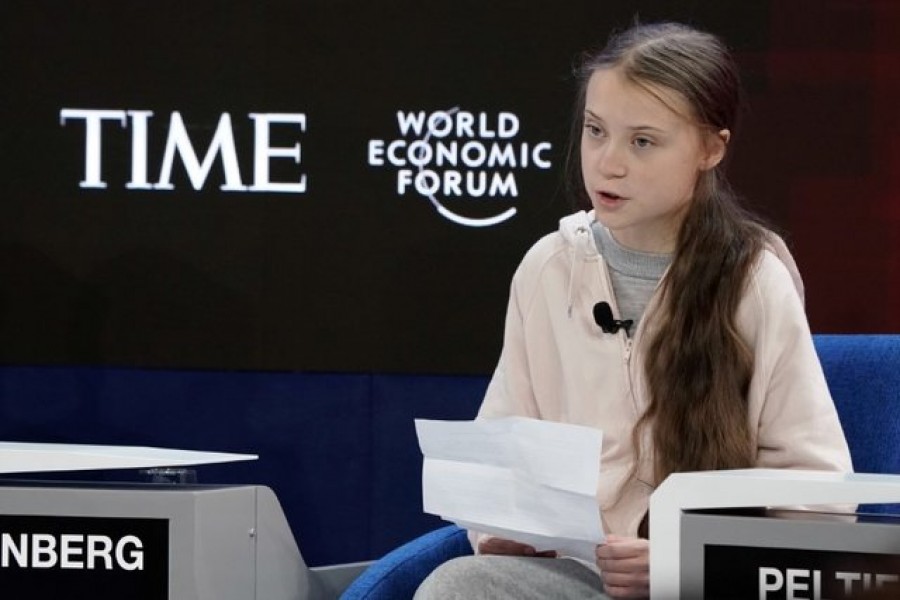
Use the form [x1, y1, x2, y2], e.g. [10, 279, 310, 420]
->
[341, 334, 900, 599]
[814, 335, 900, 477]
[340, 524, 471, 599]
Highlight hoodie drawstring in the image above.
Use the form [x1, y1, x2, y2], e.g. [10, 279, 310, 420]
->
[567, 225, 592, 318]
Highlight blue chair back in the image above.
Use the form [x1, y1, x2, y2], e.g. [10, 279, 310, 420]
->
[815, 334, 900, 514]
[814, 335, 900, 476]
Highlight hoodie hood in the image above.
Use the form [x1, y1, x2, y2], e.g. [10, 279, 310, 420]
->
[559, 210, 599, 317]
[560, 209, 805, 305]
[559, 210, 598, 251]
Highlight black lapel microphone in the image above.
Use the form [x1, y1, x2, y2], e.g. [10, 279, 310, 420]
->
[593, 301, 633, 335]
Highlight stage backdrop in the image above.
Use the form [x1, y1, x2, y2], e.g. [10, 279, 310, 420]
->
[2, 0, 900, 571]
[2, 0, 897, 376]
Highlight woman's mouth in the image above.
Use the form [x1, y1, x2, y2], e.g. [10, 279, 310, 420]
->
[596, 190, 626, 207]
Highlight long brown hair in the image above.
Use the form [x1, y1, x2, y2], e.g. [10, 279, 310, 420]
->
[567, 23, 768, 484]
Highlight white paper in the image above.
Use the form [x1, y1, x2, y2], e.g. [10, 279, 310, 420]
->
[416, 417, 605, 562]
[0, 442, 257, 474]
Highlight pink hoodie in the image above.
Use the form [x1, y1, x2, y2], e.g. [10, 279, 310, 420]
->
[470, 210, 852, 549]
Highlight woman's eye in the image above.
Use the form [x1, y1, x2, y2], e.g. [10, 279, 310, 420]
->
[584, 124, 604, 137]
[633, 136, 654, 148]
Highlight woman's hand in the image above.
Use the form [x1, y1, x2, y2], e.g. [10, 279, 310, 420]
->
[477, 536, 557, 557]
[595, 535, 649, 598]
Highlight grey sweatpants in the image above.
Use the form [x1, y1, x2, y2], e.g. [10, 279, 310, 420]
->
[414, 555, 611, 599]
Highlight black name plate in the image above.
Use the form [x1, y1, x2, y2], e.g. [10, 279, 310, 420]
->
[0, 515, 168, 600]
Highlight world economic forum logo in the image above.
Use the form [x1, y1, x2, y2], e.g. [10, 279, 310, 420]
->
[367, 107, 553, 227]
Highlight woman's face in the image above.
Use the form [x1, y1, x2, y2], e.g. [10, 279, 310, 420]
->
[580, 67, 726, 253]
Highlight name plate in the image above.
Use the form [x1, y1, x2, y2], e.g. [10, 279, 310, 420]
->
[0, 515, 168, 599]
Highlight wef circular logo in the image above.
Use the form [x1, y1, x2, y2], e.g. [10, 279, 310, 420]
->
[367, 107, 553, 227]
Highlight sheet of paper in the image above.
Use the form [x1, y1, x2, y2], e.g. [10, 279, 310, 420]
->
[416, 416, 604, 562]
[0, 442, 257, 474]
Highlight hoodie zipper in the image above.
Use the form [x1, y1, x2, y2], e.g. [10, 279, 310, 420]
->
[596, 257, 633, 364]
[574, 217, 648, 391]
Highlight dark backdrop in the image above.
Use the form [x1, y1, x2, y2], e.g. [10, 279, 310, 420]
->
[2, 0, 899, 570]
[4, 1, 895, 375]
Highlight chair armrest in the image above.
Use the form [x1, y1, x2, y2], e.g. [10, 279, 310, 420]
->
[340, 525, 473, 600]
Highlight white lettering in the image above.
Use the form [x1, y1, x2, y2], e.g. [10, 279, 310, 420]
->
[786, 568, 809, 599]
[435, 142, 457, 166]
[126, 110, 154, 190]
[396, 110, 522, 140]
[456, 112, 474, 137]
[155, 112, 246, 191]
[1, 533, 27, 568]
[397, 169, 413, 195]
[533, 142, 552, 168]
[461, 142, 486, 168]
[115, 535, 143, 571]
[388, 140, 407, 166]
[368, 139, 385, 166]
[759, 567, 783, 599]
[443, 171, 462, 196]
[836, 571, 861, 595]
[477, 112, 495, 138]
[87, 535, 113, 569]
[813, 570, 826, 600]
[60, 108, 128, 189]
[414, 171, 441, 196]
[370, 140, 551, 169]
[489, 172, 517, 197]
[374, 108, 548, 227]
[426, 111, 453, 138]
[64, 109, 311, 193]
[32, 534, 56, 568]
[396, 170, 517, 198]
[248, 113, 307, 193]
[467, 171, 486, 197]
[0, 533, 145, 570]
[408, 141, 433, 167]
[487, 144, 515, 168]
[396, 111, 426, 137]
[497, 112, 519, 138]
[60, 534, 84, 569]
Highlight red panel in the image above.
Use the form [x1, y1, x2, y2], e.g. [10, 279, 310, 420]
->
[757, 1, 900, 331]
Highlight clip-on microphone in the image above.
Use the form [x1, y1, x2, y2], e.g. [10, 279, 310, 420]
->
[593, 302, 633, 335]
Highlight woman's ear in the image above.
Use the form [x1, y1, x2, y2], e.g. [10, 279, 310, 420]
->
[701, 128, 730, 171]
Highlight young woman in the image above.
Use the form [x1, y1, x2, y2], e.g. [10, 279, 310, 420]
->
[415, 22, 852, 599]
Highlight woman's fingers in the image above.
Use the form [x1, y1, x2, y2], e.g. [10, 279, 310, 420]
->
[478, 537, 557, 557]
[595, 535, 650, 599]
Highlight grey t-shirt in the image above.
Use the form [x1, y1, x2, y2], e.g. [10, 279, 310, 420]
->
[591, 221, 672, 336]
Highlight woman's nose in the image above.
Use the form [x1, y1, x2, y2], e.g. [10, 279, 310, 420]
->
[595, 142, 627, 178]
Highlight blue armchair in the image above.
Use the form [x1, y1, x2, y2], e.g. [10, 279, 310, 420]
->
[341, 334, 900, 600]
[340, 524, 471, 600]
